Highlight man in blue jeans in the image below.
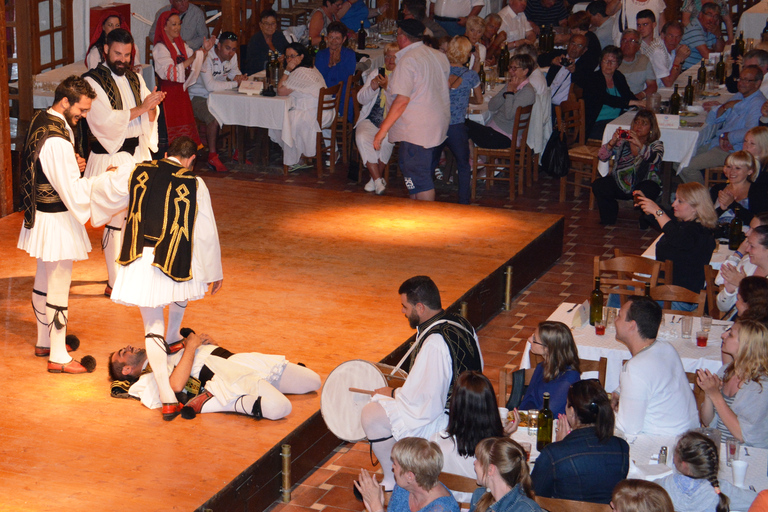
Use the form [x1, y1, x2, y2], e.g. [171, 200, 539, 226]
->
[373, 19, 450, 201]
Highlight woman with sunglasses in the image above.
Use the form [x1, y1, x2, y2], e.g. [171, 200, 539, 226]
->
[518, 321, 581, 416]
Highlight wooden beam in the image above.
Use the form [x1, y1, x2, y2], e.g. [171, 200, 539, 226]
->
[0, 0, 12, 217]
[222, 0, 237, 33]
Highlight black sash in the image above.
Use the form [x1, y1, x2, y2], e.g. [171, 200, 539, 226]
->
[198, 347, 235, 389]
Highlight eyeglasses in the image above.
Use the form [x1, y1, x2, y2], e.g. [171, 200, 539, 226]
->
[530, 333, 544, 346]
[261, 20, 277, 27]
[286, 52, 299, 58]
[569, 42, 585, 48]
[738, 77, 760, 82]
[622, 39, 639, 44]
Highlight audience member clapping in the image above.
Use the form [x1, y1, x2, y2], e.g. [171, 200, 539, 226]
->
[315, 21, 357, 121]
[430, 371, 510, 501]
[611, 479, 674, 512]
[583, 46, 644, 139]
[698, 319, 768, 448]
[658, 431, 757, 512]
[469, 437, 542, 512]
[531, 379, 629, 504]
[355, 437, 458, 512]
[592, 109, 663, 226]
[635, 183, 717, 297]
[710, 151, 768, 227]
[517, 321, 580, 416]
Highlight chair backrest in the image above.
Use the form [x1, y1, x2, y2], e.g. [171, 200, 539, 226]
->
[145, 36, 154, 66]
[498, 366, 537, 407]
[594, 255, 662, 306]
[535, 496, 612, 512]
[703, 264, 718, 317]
[580, 357, 608, 389]
[613, 248, 673, 285]
[650, 284, 707, 316]
[342, 71, 362, 122]
[555, 99, 585, 147]
[686, 371, 706, 414]
[439, 472, 479, 509]
[704, 166, 727, 188]
[511, 104, 533, 150]
[317, 81, 343, 128]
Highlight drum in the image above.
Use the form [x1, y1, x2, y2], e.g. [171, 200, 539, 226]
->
[321, 360, 407, 442]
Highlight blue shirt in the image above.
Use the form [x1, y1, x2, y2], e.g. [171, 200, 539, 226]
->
[449, 66, 480, 126]
[389, 484, 459, 512]
[704, 90, 767, 150]
[517, 363, 580, 416]
[469, 484, 542, 512]
[530, 427, 630, 504]
[680, 18, 718, 70]
[315, 47, 357, 120]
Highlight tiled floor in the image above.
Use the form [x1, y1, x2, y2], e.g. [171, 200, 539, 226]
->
[192, 143, 659, 512]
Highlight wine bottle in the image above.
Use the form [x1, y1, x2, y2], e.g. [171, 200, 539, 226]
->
[498, 43, 509, 78]
[478, 63, 486, 95]
[319, 35, 327, 51]
[669, 84, 681, 115]
[738, 31, 746, 56]
[537, 392, 554, 451]
[730, 61, 740, 82]
[716, 53, 725, 84]
[357, 20, 367, 50]
[645, 282, 651, 296]
[547, 25, 555, 52]
[590, 277, 603, 326]
[684, 76, 695, 106]
[697, 59, 707, 90]
[729, 217, 744, 250]
[539, 25, 547, 51]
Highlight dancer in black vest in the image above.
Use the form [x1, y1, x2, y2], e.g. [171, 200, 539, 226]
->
[18, 76, 101, 373]
[360, 276, 483, 491]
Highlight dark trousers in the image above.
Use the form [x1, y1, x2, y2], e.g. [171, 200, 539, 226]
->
[591, 176, 661, 225]
[466, 119, 512, 149]
[432, 123, 472, 204]
[588, 119, 611, 140]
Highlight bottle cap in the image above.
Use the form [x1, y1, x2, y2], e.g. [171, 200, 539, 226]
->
[543, 392, 550, 398]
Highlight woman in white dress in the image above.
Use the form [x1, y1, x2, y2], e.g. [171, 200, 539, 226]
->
[272, 42, 335, 171]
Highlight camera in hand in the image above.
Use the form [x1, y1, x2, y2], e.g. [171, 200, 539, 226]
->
[560, 57, 572, 67]
[618, 129, 631, 139]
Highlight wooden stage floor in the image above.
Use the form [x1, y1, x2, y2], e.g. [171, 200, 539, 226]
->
[0, 181, 562, 511]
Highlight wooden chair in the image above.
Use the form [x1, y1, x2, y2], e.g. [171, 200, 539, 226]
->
[703, 264, 719, 317]
[535, 496, 612, 512]
[282, 82, 342, 178]
[650, 284, 707, 316]
[438, 473, 479, 510]
[145, 36, 154, 67]
[580, 357, 609, 389]
[594, 254, 662, 306]
[704, 166, 727, 188]
[613, 248, 674, 285]
[686, 371, 706, 415]
[470, 104, 532, 202]
[556, 99, 600, 210]
[276, 0, 310, 29]
[337, 72, 362, 165]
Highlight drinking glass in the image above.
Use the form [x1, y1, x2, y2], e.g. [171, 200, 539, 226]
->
[727, 438, 741, 467]
[681, 316, 693, 339]
[701, 315, 712, 332]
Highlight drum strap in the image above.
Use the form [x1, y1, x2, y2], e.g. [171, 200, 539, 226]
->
[390, 319, 470, 376]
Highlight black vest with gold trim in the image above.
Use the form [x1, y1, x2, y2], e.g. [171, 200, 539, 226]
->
[80, 64, 142, 158]
[20, 110, 73, 229]
[118, 159, 198, 282]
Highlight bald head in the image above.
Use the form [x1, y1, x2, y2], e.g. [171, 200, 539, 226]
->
[567, 34, 589, 60]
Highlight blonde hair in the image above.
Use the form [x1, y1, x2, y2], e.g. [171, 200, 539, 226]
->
[612, 480, 674, 512]
[724, 150, 758, 183]
[446, 35, 472, 66]
[391, 437, 444, 491]
[724, 319, 768, 386]
[473, 437, 533, 512]
[465, 15, 486, 33]
[676, 182, 718, 229]
[384, 41, 399, 55]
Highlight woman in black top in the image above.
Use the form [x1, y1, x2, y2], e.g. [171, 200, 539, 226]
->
[245, 9, 290, 75]
[709, 151, 768, 226]
[636, 183, 717, 302]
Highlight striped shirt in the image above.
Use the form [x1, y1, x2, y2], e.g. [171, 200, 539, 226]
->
[680, 18, 718, 70]
[524, 0, 569, 27]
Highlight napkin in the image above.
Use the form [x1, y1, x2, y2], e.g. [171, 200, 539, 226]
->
[627, 459, 673, 481]
[572, 300, 589, 328]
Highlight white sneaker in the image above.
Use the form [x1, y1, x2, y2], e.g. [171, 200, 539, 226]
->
[374, 178, 386, 195]
[364, 177, 376, 192]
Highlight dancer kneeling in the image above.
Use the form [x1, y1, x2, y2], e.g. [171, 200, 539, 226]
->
[108, 331, 321, 420]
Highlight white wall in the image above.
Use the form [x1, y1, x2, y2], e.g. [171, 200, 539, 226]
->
[76, 0, 161, 63]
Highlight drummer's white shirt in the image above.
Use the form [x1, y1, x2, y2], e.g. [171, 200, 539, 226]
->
[372, 332, 482, 440]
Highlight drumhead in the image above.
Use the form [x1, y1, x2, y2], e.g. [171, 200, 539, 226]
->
[321, 360, 388, 442]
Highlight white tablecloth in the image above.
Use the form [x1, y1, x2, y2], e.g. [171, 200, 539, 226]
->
[642, 233, 731, 270]
[737, 2, 768, 41]
[28, 61, 156, 110]
[466, 83, 505, 125]
[207, 89, 293, 147]
[520, 302, 727, 392]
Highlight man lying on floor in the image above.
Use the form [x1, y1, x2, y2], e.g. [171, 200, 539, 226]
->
[108, 330, 321, 420]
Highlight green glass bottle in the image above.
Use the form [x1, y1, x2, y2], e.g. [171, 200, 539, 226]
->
[716, 53, 725, 84]
[729, 217, 744, 250]
[537, 392, 554, 451]
[590, 277, 603, 326]
[669, 84, 681, 115]
[498, 43, 509, 78]
[357, 21, 367, 50]
[737, 31, 746, 56]
[684, 76, 695, 106]
[319, 34, 327, 51]
[478, 63, 486, 95]
[697, 59, 707, 90]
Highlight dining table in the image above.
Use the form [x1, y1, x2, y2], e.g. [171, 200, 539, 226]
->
[519, 302, 728, 392]
[641, 233, 732, 270]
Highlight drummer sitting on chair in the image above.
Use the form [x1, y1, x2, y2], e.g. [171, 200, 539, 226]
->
[108, 330, 321, 420]
[360, 276, 483, 492]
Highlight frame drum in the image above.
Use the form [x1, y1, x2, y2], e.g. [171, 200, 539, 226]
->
[321, 360, 388, 442]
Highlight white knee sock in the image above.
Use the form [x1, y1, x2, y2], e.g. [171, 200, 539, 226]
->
[165, 301, 187, 343]
[274, 363, 322, 395]
[102, 224, 123, 288]
[140, 307, 177, 404]
[203, 381, 292, 420]
[361, 401, 396, 490]
[45, 260, 73, 364]
[33, 260, 50, 349]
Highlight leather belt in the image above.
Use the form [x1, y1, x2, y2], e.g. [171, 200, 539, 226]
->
[90, 136, 139, 155]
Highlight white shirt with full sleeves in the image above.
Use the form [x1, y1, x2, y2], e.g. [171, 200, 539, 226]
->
[152, 41, 204, 90]
[498, 6, 533, 43]
[188, 52, 242, 99]
[17, 109, 102, 262]
[615, 340, 699, 436]
[84, 68, 159, 179]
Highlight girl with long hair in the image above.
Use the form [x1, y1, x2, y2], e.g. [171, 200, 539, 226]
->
[470, 437, 541, 512]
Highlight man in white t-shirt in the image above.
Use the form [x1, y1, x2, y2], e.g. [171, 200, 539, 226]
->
[618, 29, 657, 100]
[429, 0, 485, 37]
[647, 21, 690, 87]
[613, 296, 699, 436]
[498, 0, 536, 49]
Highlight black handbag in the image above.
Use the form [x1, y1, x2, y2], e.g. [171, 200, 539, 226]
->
[541, 127, 571, 178]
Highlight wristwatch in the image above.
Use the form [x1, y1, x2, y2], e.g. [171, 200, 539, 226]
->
[655, 209, 664, 217]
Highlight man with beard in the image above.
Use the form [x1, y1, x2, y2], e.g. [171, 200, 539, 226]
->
[83, 28, 165, 297]
[18, 75, 101, 373]
[359, 275, 483, 491]
[108, 331, 321, 420]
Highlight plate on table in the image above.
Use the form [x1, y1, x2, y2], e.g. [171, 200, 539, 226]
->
[679, 111, 698, 117]
[701, 91, 721, 97]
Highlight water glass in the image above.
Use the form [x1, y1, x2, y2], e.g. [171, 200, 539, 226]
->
[701, 315, 712, 332]
[528, 410, 539, 436]
[681, 316, 693, 339]
[727, 438, 741, 467]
